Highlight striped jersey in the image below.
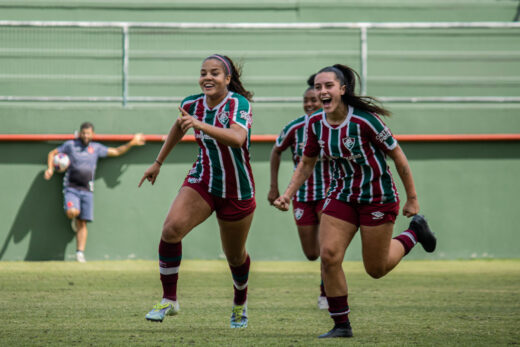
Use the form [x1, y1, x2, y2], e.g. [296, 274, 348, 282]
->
[303, 106, 399, 204]
[275, 114, 332, 202]
[181, 92, 255, 200]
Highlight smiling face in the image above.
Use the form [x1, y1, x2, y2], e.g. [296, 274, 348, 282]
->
[199, 58, 231, 105]
[314, 71, 346, 116]
[303, 88, 321, 116]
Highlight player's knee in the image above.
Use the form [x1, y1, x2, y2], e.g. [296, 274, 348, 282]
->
[66, 209, 79, 219]
[161, 220, 185, 243]
[226, 253, 246, 267]
[364, 264, 386, 279]
[304, 252, 319, 261]
[320, 247, 341, 271]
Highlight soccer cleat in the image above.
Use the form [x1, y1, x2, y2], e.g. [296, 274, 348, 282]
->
[318, 322, 353, 338]
[71, 218, 77, 233]
[76, 251, 86, 263]
[230, 303, 248, 328]
[317, 296, 329, 310]
[409, 214, 436, 253]
[145, 300, 180, 322]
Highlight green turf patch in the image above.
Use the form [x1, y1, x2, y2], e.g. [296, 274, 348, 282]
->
[0, 260, 519, 346]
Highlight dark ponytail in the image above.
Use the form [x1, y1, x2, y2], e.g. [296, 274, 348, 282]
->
[304, 73, 316, 93]
[205, 54, 253, 102]
[317, 64, 391, 117]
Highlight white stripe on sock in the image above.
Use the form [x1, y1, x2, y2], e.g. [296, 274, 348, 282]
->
[330, 308, 351, 316]
[402, 231, 417, 245]
[233, 280, 248, 290]
[159, 266, 180, 275]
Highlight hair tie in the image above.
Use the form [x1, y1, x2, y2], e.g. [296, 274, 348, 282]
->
[208, 54, 232, 75]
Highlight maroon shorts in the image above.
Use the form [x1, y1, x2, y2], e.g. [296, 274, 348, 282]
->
[292, 199, 326, 226]
[321, 198, 400, 227]
[182, 179, 256, 221]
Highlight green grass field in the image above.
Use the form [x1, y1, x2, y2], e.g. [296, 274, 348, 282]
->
[0, 260, 519, 346]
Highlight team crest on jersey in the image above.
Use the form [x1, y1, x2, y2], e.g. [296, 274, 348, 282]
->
[294, 208, 304, 220]
[342, 137, 356, 150]
[217, 111, 229, 125]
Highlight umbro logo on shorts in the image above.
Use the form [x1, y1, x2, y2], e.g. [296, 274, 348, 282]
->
[371, 211, 384, 220]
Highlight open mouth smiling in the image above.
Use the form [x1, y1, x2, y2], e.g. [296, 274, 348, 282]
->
[321, 97, 332, 107]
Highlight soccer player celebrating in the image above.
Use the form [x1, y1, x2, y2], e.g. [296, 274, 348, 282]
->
[44, 122, 145, 263]
[274, 64, 436, 338]
[139, 54, 255, 328]
[268, 75, 332, 309]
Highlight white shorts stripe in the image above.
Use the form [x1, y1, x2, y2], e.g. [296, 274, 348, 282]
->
[159, 266, 180, 275]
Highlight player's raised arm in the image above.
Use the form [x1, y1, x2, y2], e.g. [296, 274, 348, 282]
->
[138, 117, 185, 188]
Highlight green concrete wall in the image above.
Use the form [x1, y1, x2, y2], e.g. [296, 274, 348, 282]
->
[1, 1, 520, 261]
[1, 0, 518, 22]
[1, 140, 520, 261]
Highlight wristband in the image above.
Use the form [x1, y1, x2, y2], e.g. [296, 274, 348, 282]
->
[155, 159, 163, 166]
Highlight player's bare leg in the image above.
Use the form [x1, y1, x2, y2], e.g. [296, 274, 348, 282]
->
[360, 223, 403, 279]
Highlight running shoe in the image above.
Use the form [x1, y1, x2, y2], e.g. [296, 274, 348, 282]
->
[409, 214, 436, 253]
[76, 251, 86, 263]
[230, 303, 248, 328]
[145, 300, 180, 322]
[318, 322, 353, 338]
[317, 296, 329, 310]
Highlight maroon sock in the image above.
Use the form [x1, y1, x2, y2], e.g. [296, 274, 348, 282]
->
[327, 295, 350, 325]
[158, 240, 182, 301]
[394, 229, 418, 255]
[320, 280, 326, 297]
[229, 254, 250, 305]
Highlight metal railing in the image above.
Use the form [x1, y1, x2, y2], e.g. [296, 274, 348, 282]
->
[1, 20, 520, 106]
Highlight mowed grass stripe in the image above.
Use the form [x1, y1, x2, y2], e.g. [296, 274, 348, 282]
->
[0, 260, 519, 346]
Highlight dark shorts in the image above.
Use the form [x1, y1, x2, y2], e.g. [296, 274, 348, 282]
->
[292, 199, 326, 226]
[182, 179, 256, 221]
[63, 187, 94, 222]
[321, 198, 399, 227]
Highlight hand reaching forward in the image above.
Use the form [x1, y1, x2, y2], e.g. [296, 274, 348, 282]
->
[138, 161, 161, 187]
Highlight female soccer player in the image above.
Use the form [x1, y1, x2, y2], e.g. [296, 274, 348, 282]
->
[139, 54, 255, 328]
[274, 64, 436, 338]
[268, 77, 332, 309]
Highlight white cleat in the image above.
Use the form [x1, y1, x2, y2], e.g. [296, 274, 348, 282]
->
[76, 251, 86, 263]
[318, 296, 329, 310]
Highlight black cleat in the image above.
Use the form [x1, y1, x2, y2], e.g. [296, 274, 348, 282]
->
[318, 322, 353, 338]
[409, 214, 436, 253]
